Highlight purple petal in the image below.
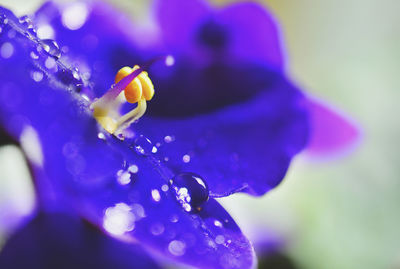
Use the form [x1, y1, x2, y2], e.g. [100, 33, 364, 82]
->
[0, 212, 161, 269]
[305, 98, 361, 158]
[155, 0, 210, 50]
[217, 2, 285, 69]
[34, 1, 144, 97]
[0, 7, 255, 268]
[29, 1, 309, 196]
[138, 73, 309, 196]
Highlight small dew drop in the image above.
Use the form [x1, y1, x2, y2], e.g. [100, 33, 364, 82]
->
[131, 203, 146, 219]
[30, 51, 39, 60]
[45, 57, 57, 69]
[150, 222, 165, 236]
[0, 42, 14, 59]
[133, 135, 156, 156]
[117, 170, 131, 185]
[164, 135, 175, 143]
[31, 71, 44, 82]
[103, 203, 135, 236]
[161, 184, 169, 192]
[214, 220, 223, 228]
[168, 240, 186, 256]
[170, 214, 179, 223]
[128, 164, 139, 173]
[0, 14, 8, 26]
[182, 154, 191, 163]
[62, 2, 89, 30]
[97, 132, 106, 140]
[165, 55, 175, 66]
[19, 15, 33, 28]
[215, 235, 225, 244]
[37, 24, 55, 39]
[151, 189, 161, 202]
[39, 39, 61, 59]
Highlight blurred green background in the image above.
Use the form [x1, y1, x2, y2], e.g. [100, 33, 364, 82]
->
[1, 0, 399, 268]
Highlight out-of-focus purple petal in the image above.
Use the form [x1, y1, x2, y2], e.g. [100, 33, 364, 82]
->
[217, 2, 285, 69]
[155, 0, 210, 50]
[0, 212, 161, 269]
[305, 98, 361, 158]
[0, 7, 255, 268]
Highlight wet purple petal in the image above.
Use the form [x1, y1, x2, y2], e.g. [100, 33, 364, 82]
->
[0, 6, 255, 268]
[28, 1, 308, 196]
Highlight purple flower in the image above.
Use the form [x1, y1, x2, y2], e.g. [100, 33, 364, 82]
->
[0, 0, 359, 268]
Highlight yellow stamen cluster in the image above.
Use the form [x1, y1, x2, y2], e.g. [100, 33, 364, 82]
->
[115, 65, 154, 103]
[91, 65, 155, 135]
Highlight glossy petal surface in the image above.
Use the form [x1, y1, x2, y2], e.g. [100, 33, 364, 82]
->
[0, 6, 254, 268]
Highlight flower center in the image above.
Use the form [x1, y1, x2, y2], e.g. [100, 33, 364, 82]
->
[91, 65, 155, 135]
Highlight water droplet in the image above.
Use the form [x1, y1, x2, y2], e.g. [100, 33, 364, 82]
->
[168, 240, 186, 256]
[103, 203, 135, 235]
[151, 189, 161, 202]
[0, 14, 8, 26]
[214, 220, 223, 228]
[165, 55, 175, 66]
[30, 70, 44, 82]
[161, 184, 169, 192]
[133, 135, 156, 156]
[150, 222, 165, 236]
[215, 235, 225, 244]
[45, 57, 57, 69]
[170, 172, 209, 212]
[128, 164, 139, 173]
[116, 169, 131, 185]
[182, 154, 191, 163]
[0, 42, 14, 59]
[30, 51, 39, 60]
[19, 15, 33, 28]
[170, 214, 179, 223]
[164, 135, 175, 143]
[39, 39, 61, 59]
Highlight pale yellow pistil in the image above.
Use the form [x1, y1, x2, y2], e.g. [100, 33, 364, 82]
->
[91, 65, 154, 135]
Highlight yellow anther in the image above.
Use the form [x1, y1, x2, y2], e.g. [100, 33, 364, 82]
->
[115, 65, 154, 103]
[91, 65, 155, 136]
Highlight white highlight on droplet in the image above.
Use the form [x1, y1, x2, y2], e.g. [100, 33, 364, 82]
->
[182, 154, 191, 163]
[151, 189, 161, 202]
[168, 240, 186, 256]
[0, 42, 14, 59]
[20, 126, 44, 167]
[62, 2, 89, 30]
[214, 220, 223, 228]
[103, 203, 135, 236]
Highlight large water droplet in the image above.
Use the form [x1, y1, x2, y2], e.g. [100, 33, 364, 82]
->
[39, 39, 61, 59]
[170, 172, 209, 212]
[133, 135, 156, 156]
